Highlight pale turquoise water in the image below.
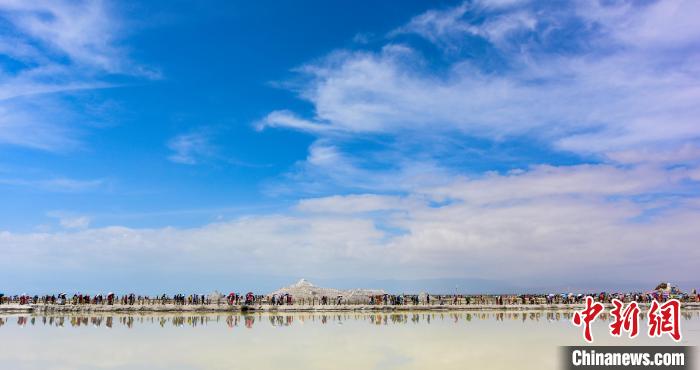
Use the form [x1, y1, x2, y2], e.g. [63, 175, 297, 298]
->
[0, 311, 698, 370]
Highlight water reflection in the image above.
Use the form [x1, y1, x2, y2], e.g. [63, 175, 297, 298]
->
[2, 310, 699, 329]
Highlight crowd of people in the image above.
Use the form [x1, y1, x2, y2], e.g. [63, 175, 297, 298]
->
[1, 289, 698, 307]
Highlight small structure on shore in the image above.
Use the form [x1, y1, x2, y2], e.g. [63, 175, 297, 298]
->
[208, 291, 224, 304]
[655, 282, 683, 294]
[652, 282, 687, 300]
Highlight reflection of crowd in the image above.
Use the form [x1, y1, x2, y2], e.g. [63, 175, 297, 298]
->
[2, 310, 699, 330]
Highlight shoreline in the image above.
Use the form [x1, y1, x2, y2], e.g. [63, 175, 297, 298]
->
[3, 302, 700, 314]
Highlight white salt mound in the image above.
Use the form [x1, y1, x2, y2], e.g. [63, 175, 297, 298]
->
[269, 279, 385, 299]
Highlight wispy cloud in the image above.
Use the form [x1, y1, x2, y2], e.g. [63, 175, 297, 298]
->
[59, 216, 91, 229]
[237, 0, 700, 287]
[2, 1, 699, 290]
[46, 211, 92, 229]
[260, 0, 700, 164]
[263, 139, 455, 196]
[256, 110, 335, 133]
[167, 132, 214, 165]
[296, 194, 420, 214]
[0, 97, 82, 151]
[2, 163, 699, 288]
[0, 0, 156, 152]
[0, 177, 104, 192]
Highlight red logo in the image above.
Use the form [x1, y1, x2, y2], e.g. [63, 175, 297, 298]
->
[572, 296, 605, 342]
[572, 297, 683, 342]
[609, 299, 640, 338]
[648, 299, 681, 342]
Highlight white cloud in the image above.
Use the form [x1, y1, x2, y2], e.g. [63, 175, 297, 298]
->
[260, 0, 700, 163]
[264, 139, 456, 196]
[297, 194, 420, 214]
[46, 211, 92, 229]
[575, 0, 700, 50]
[605, 143, 700, 165]
[0, 0, 156, 75]
[427, 164, 690, 205]
[167, 132, 214, 165]
[352, 32, 373, 44]
[2, 164, 699, 286]
[250, 0, 700, 289]
[2, 1, 699, 290]
[391, 2, 472, 48]
[474, 0, 529, 8]
[40, 178, 105, 192]
[392, 1, 535, 49]
[1, 0, 120, 69]
[0, 177, 104, 192]
[0, 0, 155, 152]
[0, 97, 82, 151]
[257, 110, 334, 133]
[59, 216, 91, 229]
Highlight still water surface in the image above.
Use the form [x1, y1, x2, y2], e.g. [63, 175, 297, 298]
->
[1, 311, 698, 370]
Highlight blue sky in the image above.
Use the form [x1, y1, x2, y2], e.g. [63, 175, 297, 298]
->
[1, 0, 699, 294]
